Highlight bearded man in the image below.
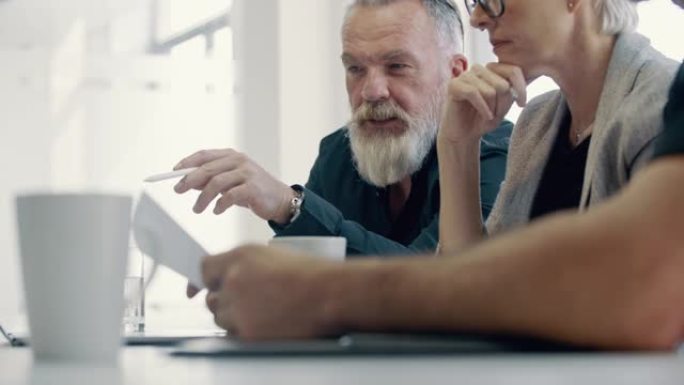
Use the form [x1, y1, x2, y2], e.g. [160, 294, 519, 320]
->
[173, 0, 512, 256]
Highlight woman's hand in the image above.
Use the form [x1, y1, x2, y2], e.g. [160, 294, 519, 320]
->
[439, 63, 527, 145]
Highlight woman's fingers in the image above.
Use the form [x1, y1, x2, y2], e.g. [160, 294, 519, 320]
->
[486, 63, 528, 107]
[450, 64, 526, 121]
[471, 65, 517, 117]
[450, 78, 495, 120]
[472, 64, 511, 95]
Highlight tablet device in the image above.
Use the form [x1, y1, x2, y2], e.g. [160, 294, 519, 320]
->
[170, 333, 589, 356]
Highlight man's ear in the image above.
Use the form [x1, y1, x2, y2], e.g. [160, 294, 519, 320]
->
[450, 54, 468, 78]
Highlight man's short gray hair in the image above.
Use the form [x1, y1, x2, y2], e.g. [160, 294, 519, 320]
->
[345, 0, 464, 53]
[594, 0, 639, 34]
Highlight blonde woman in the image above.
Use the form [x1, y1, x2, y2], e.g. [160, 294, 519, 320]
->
[438, 0, 678, 253]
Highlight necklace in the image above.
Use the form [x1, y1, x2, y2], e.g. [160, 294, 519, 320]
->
[572, 122, 594, 145]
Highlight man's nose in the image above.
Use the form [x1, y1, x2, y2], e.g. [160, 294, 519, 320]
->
[360, 70, 390, 103]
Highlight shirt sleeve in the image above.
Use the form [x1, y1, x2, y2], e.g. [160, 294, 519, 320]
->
[271, 187, 438, 256]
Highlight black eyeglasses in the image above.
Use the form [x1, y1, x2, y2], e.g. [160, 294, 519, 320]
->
[464, 0, 506, 19]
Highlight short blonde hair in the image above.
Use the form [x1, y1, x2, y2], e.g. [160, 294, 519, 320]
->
[595, 0, 639, 34]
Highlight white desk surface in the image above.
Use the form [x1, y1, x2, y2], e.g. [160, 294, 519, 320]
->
[1, 344, 683, 385]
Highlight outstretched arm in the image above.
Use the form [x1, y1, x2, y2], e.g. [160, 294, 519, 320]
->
[201, 157, 684, 349]
[334, 157, 684, 349]
[272, 188, 440, 255]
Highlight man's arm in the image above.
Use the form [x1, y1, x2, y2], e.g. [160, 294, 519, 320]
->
[272, 186, 440, 255]
[203, 156, 683, 348]
[330, 157, 684, 349]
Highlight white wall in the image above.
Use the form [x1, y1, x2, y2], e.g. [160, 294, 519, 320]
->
[232, 0, 348, 243]
[279, 0, 348, 184]
[0, 0, 348, 329]
[0, 0, 237, 328]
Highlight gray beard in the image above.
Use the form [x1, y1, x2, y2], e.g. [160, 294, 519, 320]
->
[347, 100, 440, 187]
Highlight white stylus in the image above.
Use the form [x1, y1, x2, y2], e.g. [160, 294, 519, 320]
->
[143, 167, 198, 183]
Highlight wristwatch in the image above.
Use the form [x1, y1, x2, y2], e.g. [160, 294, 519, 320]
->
[287, 185, 305, 224]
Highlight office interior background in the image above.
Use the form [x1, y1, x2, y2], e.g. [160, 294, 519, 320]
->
[0, 0, 681, 331]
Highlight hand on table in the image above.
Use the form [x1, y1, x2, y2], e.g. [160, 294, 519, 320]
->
[188, 245, 340, 340]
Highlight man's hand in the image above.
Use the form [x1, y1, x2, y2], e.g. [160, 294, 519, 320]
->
[198, 245, 341, 340]
[439, 63, 527, 145]
[173, 149, 296, 224]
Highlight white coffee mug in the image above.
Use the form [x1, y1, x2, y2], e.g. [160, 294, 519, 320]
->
[268, 236, 346, 261]
[16, 193, 132, 364]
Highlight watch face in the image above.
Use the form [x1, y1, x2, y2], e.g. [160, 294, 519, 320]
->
[286, 185, 304, 225]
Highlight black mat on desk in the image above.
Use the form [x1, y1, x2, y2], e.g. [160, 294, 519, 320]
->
[171, 332, 592, 357]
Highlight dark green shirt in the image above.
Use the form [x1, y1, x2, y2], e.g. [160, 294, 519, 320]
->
[271, 122, 513, 256]
[654, 63, 684, 158]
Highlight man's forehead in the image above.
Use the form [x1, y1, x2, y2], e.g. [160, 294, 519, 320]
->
[341, 49, 417, 63]
[342, 4, 437, 58]
[342, 2, 435, 43]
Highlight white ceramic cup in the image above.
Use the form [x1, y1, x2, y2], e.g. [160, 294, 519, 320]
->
[16, 193, 132, 364]
[268, 236, 346, 261]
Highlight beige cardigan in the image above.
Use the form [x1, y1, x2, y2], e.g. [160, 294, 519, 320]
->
[486, 32, 678, 235]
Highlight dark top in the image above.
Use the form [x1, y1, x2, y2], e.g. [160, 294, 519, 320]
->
[270, 121, 514, 256]
[530, 114, 591, 220]
[653, 63, 684, 158]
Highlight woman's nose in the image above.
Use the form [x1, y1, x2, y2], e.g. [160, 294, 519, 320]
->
[469, 4, 494, 31]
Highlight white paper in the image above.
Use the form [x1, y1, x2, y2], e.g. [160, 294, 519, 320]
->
[133, 192, 206, 288]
